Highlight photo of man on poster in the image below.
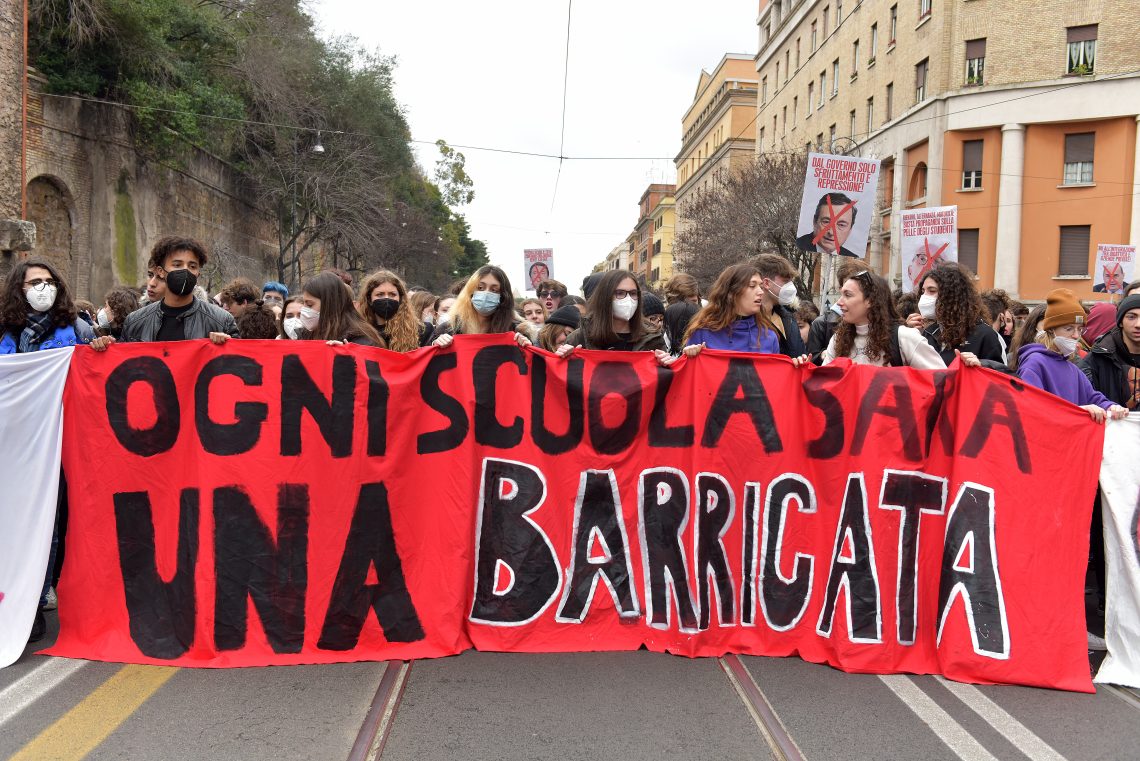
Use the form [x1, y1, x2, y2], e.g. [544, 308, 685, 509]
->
[797, 192, 859, 258]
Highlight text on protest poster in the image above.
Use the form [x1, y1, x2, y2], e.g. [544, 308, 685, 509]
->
[900, 206, 959, 293]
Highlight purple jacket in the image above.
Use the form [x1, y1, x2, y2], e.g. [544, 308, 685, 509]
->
[687, 318, 780, 354]
[1016, 343, 1113, 410]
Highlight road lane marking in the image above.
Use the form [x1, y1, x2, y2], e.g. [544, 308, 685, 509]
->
[0, 658, 87, 728]
[10, 664, 177, 761]
[719, 655, 805, 761]
[879, 675, 1000, 761]
[935, 677, 1067, 761]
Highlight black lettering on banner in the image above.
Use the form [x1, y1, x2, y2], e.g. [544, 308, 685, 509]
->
[878, 470, 947, 646]
[213, 485, 309, 653]
[365, 360, 388, 457]
[105, 356, 180, 456]
[923, 370, 957, 458]
[473, 345, 527, 448]
[417, 353, 469, 455]
[960, 384, 1031, 474]
[740, 482, 761, 626]
[470, 458, 561, 625]
[587, 362, 642, 455]
[638, 468, 698, 632]
[555, 470, 640, 623]
[113, 490, 199, 659]
[195, 356, 268, 456]
[280, 354, 356, 458]
[648, 367, 694, 447]
[694, 473, 736, 630]
[531, 355, 585, 455]
[701, 358, 782, 453]
[937, 483, 1009, 659]
[851, 373, 921, 461]
[760, 474, 817, 631]
[803, 368, 845, 458]
[318, 483, 425, 649]
[817, 474, 883, 642]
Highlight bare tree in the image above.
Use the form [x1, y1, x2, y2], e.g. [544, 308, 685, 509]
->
[673, 153, 817, 297]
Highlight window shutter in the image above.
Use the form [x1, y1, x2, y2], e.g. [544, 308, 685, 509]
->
[1058, 226, 1091, 276]
[1064, 133, 1095, 163]
[916, 61, 927, 87]
[958, 229, 979, 273]
[963, 140, 983, 171]
[965, 39, 986, 59]
[1067, 25, 1098, 43]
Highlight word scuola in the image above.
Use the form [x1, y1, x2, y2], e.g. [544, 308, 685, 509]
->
[102, 350, 1032, 472]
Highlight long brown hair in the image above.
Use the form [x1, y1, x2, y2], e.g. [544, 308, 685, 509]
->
[302, 271, 382, 344]
[585, 270, 646, 348]
[358, 270, 421, 352]
[1007, 304, 1047, 372]
[922, 262, 985, 350]
[833, 270, 898, 364]
[1, 259, 78, 331]
[664, 273, 700, 304]
[683, 263, 773, 345]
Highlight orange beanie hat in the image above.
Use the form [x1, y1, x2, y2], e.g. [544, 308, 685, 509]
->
[1042, 288, 1087, 330]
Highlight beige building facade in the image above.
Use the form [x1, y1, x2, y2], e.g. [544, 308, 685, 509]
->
[757, 0, 1140, 300]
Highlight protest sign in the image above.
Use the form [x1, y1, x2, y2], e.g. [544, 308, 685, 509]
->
[796, 153, 881, 308]
[900, 206, 959, 294]
[1094, 415, 1140, 688]
[0, 349, 72, 667]
[1093, 245, 1135, 295]
[524, 249, 555, 291]
[37, 338, 1100, 691]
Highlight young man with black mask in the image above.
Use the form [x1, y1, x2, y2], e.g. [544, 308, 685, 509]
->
[90, 237, 237, 350]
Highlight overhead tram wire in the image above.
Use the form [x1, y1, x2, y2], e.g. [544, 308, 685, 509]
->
[549, 0, 573, 215]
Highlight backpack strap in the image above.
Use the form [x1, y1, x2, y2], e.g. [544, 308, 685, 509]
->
[889, 324, 905, 367]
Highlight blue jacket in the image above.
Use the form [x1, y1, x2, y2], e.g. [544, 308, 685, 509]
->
[0, 319, 94, 354]
[686, 306, 805, 357]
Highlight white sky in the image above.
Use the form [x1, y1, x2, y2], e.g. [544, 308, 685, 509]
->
[313, 0, 758, 295]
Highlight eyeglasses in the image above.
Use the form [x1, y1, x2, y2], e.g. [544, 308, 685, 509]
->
[24, 278, 59, 290]
[613, 289, 639, 299]
[537, 290, 564, 299]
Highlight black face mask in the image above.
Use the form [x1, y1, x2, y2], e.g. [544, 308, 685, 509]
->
[371, 298, 400, 320]
[165, 268, 198, 297]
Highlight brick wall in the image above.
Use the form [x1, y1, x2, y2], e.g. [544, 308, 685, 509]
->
[0, 3, 23, 220]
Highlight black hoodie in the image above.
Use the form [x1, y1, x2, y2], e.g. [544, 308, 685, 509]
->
[1080, 327, 1140, 409]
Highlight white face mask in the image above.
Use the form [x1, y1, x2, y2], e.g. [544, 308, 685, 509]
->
[769, 281, 798, 307]
[26, 284, 58, 313]
[97, 308, 111, 328]
[283, 316, 303, 339]
[612, 295, 638, 322]
[299, 306, 320, 332]
[918, 294, 937, 320]
[1052, 335, 1079, 357]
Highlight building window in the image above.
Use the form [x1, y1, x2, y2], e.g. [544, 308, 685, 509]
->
[796, 37, 802, 68]
[829, 124, 837, 150]
[782, 105, 787, 134]
[760, 127, 765, 152]
[811, 21, 818, 51]
[785, 50, 791, 83]
[915, 58, 928, 101]
[908, 162, 927, 201]
[762, 76, 768, 103]
[832, 59, 840, 95]
[807, 83, 814, 115]
[1067, 25, 1097, 75]
[819, 71, 827, 106]
[1063, 132, 1095, 184]
[1059, 225, 1091, 276]
[853, 39, 860, 73]
[965, 38, 985, 85]
[958, 229, 980, 273]
[889, 5, 898, 43]
[919, 0, 932, 20]
[823, 7, 830, 37]
[817, 132, 825, 151]
[776, 61, 781, 86]
[773, 115, 778, 144]
[870, 24, 878, 60]
[885, 82, 893, 121]
[962, 139, 983, 188]
[836, 0, 842, 25]
[793, 96, 799, 122]
[866, 97, 874, 133]
[850, 109, 857, 137]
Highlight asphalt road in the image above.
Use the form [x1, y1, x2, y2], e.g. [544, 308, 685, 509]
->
[3, 612, 1140, 761]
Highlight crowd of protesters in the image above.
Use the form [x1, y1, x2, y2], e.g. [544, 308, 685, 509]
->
[3, 234, 1138, 652]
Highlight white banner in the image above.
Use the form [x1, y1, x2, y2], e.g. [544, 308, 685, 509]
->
[0, 348, 73, 667]
[1095, 414, 1140, 687]
[523, 248, 555, 292]
[899, 205, 958, 293]
[1093, 244, 1136, 295]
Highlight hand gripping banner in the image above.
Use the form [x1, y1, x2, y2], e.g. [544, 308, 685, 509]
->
[44, 336, 1100, 691]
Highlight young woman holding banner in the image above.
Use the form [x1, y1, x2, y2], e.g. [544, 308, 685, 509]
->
[431, 265, 532, 349]
[557, 270, 664, 355]
[917, 262, 1005, 365]
[358, 270, 432, 352]
[821, 270, 946, 369]
[298, 271, 383, 347]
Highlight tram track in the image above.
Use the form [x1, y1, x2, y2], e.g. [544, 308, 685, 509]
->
[348, 660, 413, 761]
[719, 654, 805, 761]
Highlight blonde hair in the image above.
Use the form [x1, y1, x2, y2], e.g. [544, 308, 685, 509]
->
[450, 265, 517, 334]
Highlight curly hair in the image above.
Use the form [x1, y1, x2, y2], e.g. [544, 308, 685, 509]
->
[0, 259, 78, 332]
[236, 301, 280, 339]
[104, 286, 140, 330]
[979, 288, 1011, 324]
[664, 273, 700, 305]
[922, 262, 985, 350]
[358, 270, 422, 352]
[833, 270, 897, 364]
[219, 278, 260, 308]
[147, 236, 208, 270]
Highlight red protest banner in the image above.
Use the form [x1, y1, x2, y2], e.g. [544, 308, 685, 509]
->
[46, 336, 1100, 691]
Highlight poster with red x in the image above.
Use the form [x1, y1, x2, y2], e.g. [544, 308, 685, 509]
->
[900, 206, 958, 293]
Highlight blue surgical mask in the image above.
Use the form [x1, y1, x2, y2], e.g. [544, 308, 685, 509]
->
[471, 291, 501, 315]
